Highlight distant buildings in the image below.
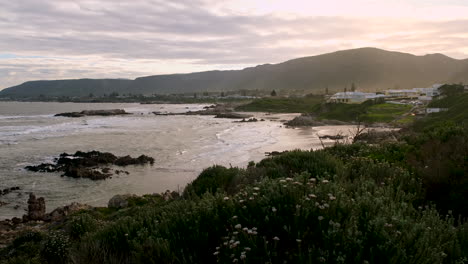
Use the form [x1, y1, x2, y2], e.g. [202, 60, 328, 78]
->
[329, 92, 385, 103]
[329, 84, 444, 104]
[426, 108, 448, 114]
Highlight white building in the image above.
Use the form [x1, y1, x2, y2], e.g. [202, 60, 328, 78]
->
[385, 84, 444, 100]
[426, 108, 448, 114]
[385, 89, 419, 98]
[329, 92, 385, 104]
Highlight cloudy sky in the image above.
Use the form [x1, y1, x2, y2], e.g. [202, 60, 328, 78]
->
[1, 0, 468, 89]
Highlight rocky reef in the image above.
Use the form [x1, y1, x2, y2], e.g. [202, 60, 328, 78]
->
[153, 104, 253, 119]
[284, 114, 349, 127]
[55, 109, 131, 117]
[25, 151, 154, 180]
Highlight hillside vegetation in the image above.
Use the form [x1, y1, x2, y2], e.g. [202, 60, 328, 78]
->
[413, 85, 468, 131]
[235, 96, 323, 113]
[2, 48, 468, 98]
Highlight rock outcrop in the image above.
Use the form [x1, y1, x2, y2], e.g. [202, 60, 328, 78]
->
[55, 109, 131, 118]
[284, 114, 350, 127]
[214, 113, 252, 119]
[108, 194, 136, 209]
[25, 194, 45, 221]
[25, 151, 155, 180]
[45, 202, 91, 222]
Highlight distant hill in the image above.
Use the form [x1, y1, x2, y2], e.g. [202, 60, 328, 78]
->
[1, 48, 467, 98]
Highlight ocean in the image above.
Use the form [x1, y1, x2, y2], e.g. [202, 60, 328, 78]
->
[0, 102, 353, 219]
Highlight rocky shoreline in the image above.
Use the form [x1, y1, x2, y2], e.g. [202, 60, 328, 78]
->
[0, 191, 179, 249]
[284, 113, 350, 127]
[55, 109, 131, 118]
[25, 151, 154, 180]
[154, 104, 253, 119]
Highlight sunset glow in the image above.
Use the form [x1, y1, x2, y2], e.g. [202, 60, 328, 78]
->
[1, 0, 467, 89]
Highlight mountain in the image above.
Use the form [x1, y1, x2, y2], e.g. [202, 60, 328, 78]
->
[1, 48, 467, 98]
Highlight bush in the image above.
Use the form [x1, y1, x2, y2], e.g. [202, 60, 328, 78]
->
[255, 150, 341, 179]
[183, 165, 244, 197]
[40, 232, 71, 264]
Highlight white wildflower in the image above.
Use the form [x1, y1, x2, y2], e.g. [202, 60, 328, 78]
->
[235, 224, 242, 229]
[318, 216, 324, 221]
[272, 207, 277, 212]
[273, 236, 280, 241]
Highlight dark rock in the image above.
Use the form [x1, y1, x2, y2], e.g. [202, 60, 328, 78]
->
[318, 135, 345, 140]
[55, 109, 131, 118]
[265, 150, 292, 157]
[26, 193, 46, 221]
[115, 155, 154, 166]
[108, 194, 135, 209]
[215, 113, 252, 119]
[44, 203, 91, 222]
[25, 163, 56, 172]
[25, 151, 154, 180]
[11, 217, 22, 225]
[63, 167, 111, 180]
[284, 114, 349, 127]
[235, 117, 259, 123]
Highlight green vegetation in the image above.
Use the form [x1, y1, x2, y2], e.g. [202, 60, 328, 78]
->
[314, 100, 412, 123]
[413, 89, 468, 131]
[235, 96, 323, 113]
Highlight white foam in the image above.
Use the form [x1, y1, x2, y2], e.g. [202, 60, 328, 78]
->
[0, 114, 54, 120]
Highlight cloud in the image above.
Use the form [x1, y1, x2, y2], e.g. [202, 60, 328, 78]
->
[1, 0, 468, 89]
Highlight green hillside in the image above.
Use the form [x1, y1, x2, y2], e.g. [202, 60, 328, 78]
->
[2, 48, 468, 98]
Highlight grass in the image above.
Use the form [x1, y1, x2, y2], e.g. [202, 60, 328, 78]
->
[235, 96, 324, 113]
[364, 103, 412, 123]
[315, 101, 412, 123]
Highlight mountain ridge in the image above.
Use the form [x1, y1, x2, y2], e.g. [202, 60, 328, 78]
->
[1, 47, 467, 98]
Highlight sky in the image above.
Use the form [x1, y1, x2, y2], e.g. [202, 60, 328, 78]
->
[1, 0, 468, 89]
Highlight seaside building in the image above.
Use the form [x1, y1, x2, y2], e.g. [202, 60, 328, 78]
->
[426, 108, 448, 114]
[385, 84, 444, 101]
[329, 91, 385, 104]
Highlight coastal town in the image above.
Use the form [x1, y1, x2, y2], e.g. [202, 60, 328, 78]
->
[328, 83, 468, 114]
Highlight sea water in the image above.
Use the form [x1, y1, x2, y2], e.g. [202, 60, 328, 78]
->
[0, 102, 353, 219]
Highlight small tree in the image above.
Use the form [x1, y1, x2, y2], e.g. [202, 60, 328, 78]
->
[271, 90, 277, 96]
[325, 86, 329, 95]
[351, 83, 356, 92]
[344, 86, 347, 93]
